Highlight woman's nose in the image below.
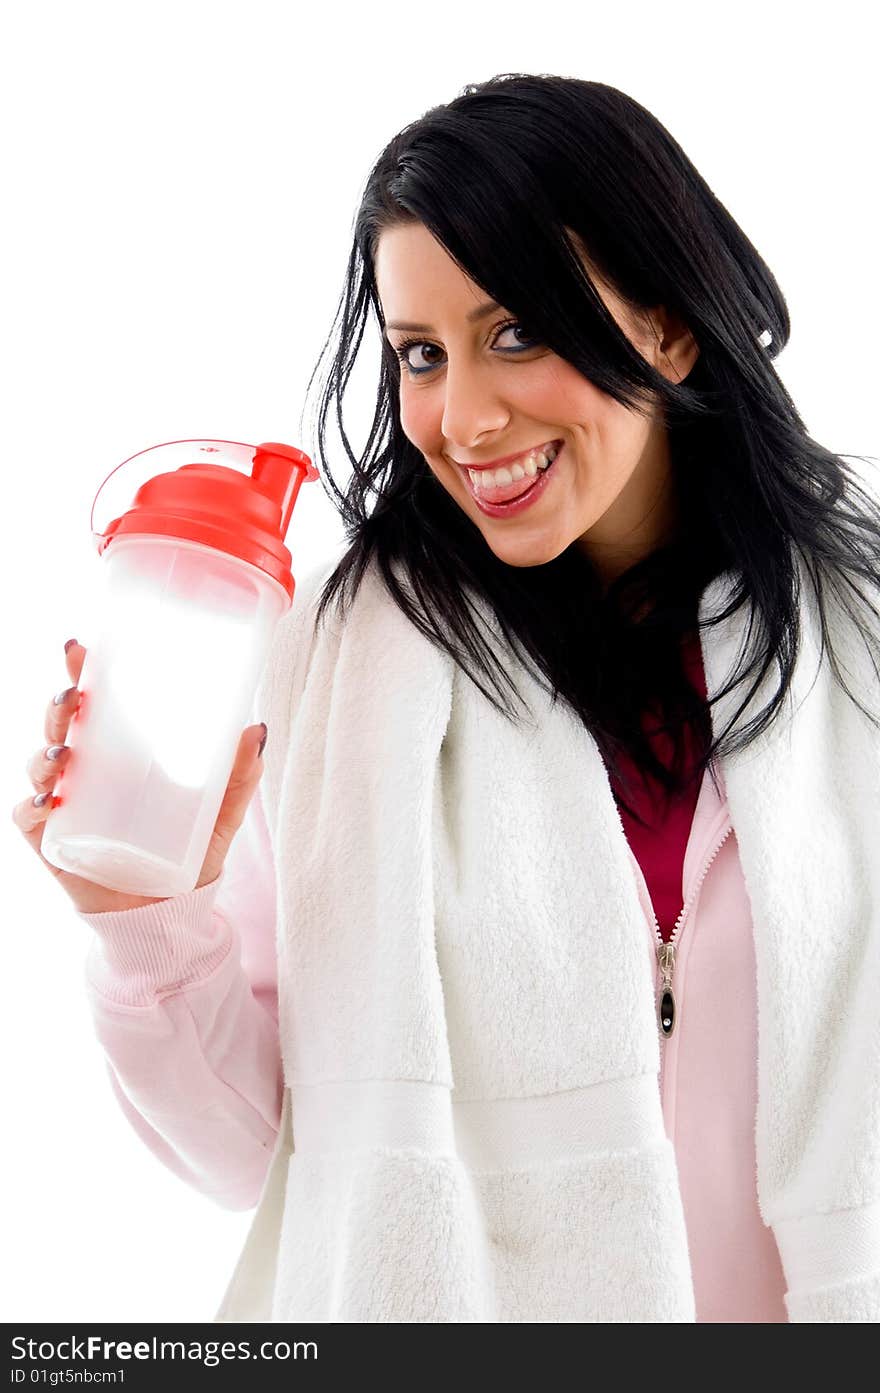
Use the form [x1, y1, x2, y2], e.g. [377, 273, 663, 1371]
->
[440, 359, 508, 449]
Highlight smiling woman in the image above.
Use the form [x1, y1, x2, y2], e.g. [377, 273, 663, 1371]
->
[63, 72, 880, 1328]
[374, 219, 696, 563]
[282, 83, 880, 1320]
[304, 73, 880, 825]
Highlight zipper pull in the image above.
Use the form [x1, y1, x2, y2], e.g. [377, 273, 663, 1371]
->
[656, 940, 677, 1038]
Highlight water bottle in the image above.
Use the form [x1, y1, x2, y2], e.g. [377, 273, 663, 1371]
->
[41, 437, 318, 897]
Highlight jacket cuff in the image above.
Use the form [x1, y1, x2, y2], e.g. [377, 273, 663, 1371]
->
[81, 870, 233, 1007]
[773, 1201, 880, 1321]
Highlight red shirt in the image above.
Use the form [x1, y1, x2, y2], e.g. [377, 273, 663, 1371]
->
[610, 633, 708, 940]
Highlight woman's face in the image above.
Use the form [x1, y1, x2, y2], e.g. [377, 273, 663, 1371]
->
[375, 221, 699, 581]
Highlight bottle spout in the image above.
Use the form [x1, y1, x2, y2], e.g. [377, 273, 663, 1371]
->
[252, 442, 319, 540]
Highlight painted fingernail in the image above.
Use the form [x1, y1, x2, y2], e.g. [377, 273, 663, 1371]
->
[54, 686, 77, 706]
[257, 723, 268, 758]
[46, 745, 66, 760]
[33, 791, 51, 807]
[64, 638, 78, 653]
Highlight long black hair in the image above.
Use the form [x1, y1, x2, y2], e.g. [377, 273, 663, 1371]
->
[299, 73, 880, 826]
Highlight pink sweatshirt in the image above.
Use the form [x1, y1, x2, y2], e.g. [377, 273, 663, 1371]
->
[611, 631, 787, 1321]
[79, 634, 789, 1322]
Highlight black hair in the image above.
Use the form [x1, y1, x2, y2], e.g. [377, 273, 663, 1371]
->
[298, 73, 880, 826]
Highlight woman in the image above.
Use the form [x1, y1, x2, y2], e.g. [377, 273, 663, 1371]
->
[15, 74, 880, 1322]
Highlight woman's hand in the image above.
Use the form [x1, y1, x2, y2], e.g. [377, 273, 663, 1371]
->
[11, 640, 268, 914]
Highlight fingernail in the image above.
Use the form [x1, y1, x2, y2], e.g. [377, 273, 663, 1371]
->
[54, 686, 77, 706]
[64, 638, 78, 654]
[257, 723, 268, 758]
[33, 792, 51, 807]
[46, 745, 66, 760]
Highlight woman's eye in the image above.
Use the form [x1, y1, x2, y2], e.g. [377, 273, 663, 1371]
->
[494, 321, 539, 350]
[392, 320, 541, 375]
[397, 341, 442, 371]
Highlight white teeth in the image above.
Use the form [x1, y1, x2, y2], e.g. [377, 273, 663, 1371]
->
[467, 443, 559, 491]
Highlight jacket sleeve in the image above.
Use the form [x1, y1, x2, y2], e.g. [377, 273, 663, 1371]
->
[79, 775, 282, 1212]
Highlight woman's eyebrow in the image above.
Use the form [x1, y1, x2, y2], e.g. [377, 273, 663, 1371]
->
[385, 299, 499, 333]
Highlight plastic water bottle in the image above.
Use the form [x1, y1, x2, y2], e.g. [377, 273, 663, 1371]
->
[41, 437, 318, 897]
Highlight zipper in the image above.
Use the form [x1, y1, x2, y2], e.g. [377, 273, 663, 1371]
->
[651, 821, 734, 1039]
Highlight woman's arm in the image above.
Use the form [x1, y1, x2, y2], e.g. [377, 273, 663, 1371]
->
[75, 554, 338, 1210]
[79, 780, 282, 1211]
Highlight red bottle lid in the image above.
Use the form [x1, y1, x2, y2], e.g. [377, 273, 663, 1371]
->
[90, 438, 319, 605]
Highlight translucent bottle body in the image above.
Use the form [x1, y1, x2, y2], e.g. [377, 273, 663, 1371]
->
[41, 534, 288, 897]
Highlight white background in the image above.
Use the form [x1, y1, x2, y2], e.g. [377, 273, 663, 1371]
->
[2, 0, 877, 1323]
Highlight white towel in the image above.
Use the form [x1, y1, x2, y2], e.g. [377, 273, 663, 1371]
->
[217, 548, 880, 1321]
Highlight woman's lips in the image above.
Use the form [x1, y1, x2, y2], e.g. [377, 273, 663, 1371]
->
[458, 443, 563, 504]
[466, 449, 561, 518]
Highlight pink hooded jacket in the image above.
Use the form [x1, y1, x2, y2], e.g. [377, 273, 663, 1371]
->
[79, 631, 788, 1323]
[611, 630, 787, 1320]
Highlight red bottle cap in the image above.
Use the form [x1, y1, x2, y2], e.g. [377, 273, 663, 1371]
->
[90, 438, 319, 604]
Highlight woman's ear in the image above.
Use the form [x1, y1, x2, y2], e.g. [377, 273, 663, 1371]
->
[646, 305, 700, 384]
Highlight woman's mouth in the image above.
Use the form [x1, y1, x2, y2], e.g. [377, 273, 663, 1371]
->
[457, 440, 564, 518]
